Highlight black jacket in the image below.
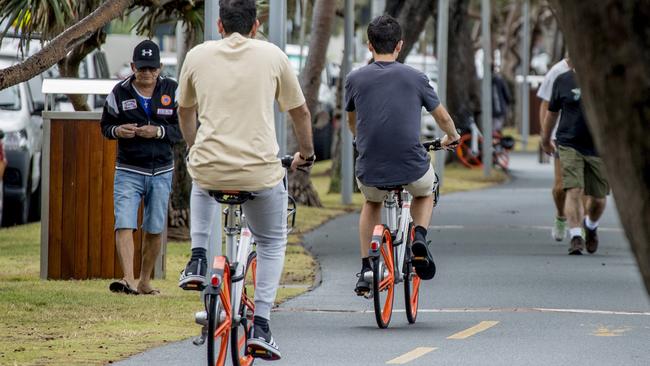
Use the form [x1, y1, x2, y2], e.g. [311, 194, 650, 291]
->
[100, 75, 182, 175]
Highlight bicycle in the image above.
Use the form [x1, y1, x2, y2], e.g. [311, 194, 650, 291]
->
[455, 118, 515, 171]
[189, 156, 296, 366]
[364, 138, 449, 329]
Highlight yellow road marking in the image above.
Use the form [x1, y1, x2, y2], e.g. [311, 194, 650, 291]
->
[386, 347, 437, 364]
[447, 321, 499, 340]
[592, 326, 630, 337]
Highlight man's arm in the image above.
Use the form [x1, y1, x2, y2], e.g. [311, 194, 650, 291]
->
[430, 105, 461, 145]
[541, 110, 559, 154]
[288, 103, 315, 169]
[539, 100, 549, 135]
[347, 111, 356, 136]
[178, 105, 198, 148]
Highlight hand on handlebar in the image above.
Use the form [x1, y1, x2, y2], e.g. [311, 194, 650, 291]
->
[441, 133, 461, 150]
[290, 151, 315, 172]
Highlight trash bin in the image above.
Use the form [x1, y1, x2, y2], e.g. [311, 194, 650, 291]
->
[40, 111, 166, 280]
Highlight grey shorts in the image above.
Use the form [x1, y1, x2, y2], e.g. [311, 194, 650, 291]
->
[357, 164, 436, 203]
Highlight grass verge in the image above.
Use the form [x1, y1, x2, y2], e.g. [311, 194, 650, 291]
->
[0, 160, 506, 365]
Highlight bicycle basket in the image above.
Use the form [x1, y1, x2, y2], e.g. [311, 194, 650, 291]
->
[500, 136, 515, 150]
[287, 195, 297, 233]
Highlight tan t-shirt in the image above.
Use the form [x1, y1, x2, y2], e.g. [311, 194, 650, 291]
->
[178, 33, 305, 191]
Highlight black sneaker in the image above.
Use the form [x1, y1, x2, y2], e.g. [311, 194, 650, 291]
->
[247, 323, 281, 360]
[178, 257, 207, 291]
[354, 269, 371, 296]
[584, 220, 599, 254]
[411, 238, 436, 280]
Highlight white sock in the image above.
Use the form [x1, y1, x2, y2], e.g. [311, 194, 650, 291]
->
[585, 217, 599, 230]
[569, 227, 583, 238]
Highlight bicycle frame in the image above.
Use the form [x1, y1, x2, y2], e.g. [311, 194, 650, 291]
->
[383, 190, 413, 284]
[223, 203, 254, 326]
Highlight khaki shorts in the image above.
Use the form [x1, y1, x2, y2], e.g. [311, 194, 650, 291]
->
[357, 164, 436, 203]
[557, 145, 609, 198]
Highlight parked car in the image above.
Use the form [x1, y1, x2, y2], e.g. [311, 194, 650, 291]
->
[0, 36, 110, 226]
[0, 56, 45, 226]
[0, 129, 6, 225]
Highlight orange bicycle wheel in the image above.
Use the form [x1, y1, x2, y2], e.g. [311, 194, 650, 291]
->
[207, 257, 232, 366]
[455, 133, 483, 168]
[403, 224, 421, 324]
[372, 225, 395, 329]
[231, 252, 257, 366]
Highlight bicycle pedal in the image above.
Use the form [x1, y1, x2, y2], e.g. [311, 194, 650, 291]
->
[247, 347, 279, 360]
[192, 326, 207, 346]
[180, 281, 206, 291]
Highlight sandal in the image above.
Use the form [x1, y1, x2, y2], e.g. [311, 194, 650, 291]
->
[109, 280, 139, 295]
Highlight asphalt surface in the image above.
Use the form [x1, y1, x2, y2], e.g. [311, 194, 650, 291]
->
[116, 153, 650, 366]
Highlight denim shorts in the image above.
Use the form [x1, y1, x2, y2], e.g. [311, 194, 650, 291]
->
[113, 169, 173, 233]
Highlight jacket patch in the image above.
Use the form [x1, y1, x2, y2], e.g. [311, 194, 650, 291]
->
[157, 108, 173, 116]
[122, 99, 137, 111]
[161, 94, 172, 106]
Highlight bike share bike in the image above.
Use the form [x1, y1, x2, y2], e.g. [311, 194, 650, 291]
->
[454, 117, 515, 171]
[184, 156, 297, 366]
[362, 138, 451, 329]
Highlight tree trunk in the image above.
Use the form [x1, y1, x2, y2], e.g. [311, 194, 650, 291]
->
[385, 0, 434, 63]
[56, 30, 106, 111]
[287, 0, 337, 207]
[446, 0, 480, 131]
[550, 0, 650, 294]
[0, 0, 134, 90]
[167, 23, 199, 239]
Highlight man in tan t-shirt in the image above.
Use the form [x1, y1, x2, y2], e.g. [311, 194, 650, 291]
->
[176, 0, 314, 360]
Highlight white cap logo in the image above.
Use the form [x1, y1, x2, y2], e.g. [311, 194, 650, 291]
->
[142, 49, 153, 57]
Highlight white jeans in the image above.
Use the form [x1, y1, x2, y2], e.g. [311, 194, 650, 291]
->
[190, 181, 288, 320]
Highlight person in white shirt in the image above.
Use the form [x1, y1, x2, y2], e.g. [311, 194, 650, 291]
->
[536, 57, 571, 242]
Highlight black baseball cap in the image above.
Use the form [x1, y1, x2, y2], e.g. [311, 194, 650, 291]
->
[133, 40, 160, 69]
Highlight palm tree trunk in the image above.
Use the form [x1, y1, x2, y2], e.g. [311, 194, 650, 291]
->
[288, 0, 338, 207]
[386, 0, 435, 63]
[0, 0, 134, 90]
[550, 0, 650, 294]
[446, 0, 480, 132]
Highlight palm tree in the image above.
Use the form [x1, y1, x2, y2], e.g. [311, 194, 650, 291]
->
[0, 0, 133, 109]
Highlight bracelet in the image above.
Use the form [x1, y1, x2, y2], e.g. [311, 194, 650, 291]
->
[299, 153, 316, 162]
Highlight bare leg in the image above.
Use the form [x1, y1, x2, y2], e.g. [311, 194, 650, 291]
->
[410, 195, 434, 229]
[359, 201, 382, 258]
[138, 232, 162, 293]
[115, 229, 137, 289]
[585, 196, 606, 222]
[565, 188, 584, 231]
[553, 157, 566, 218]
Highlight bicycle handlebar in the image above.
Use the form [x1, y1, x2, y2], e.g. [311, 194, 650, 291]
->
[422, 138, 460, 152]
[281, 155, 294, 168]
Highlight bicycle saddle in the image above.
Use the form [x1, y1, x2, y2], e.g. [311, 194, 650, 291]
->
[375, 185, 404, 192]
[208, 190, 255, 204]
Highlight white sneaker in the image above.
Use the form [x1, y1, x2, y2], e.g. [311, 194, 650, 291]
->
[552, 217, 567, 241]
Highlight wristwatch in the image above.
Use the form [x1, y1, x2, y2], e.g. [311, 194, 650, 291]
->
[299, 153, 316, 162]
[156, 126, 163, 139]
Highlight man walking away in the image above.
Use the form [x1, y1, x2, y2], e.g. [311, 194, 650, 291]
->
[541, 66, 609, 255]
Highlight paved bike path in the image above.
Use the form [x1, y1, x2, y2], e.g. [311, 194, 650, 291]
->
[116, 153, 650, 366]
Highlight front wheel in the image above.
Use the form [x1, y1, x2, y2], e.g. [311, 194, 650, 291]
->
[372, 225, 395, 329]
[403, 224, 421, 324]
[207, 259, 232, 366]
[231, 252, 257, 366]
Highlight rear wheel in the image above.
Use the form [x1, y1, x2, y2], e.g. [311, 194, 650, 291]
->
[455, 134, 483, 168]
[207, 259, 232, 366]
[403, 224, 421, 324]
[372, 225, 395, 329]
[231, 252, 257, 366]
